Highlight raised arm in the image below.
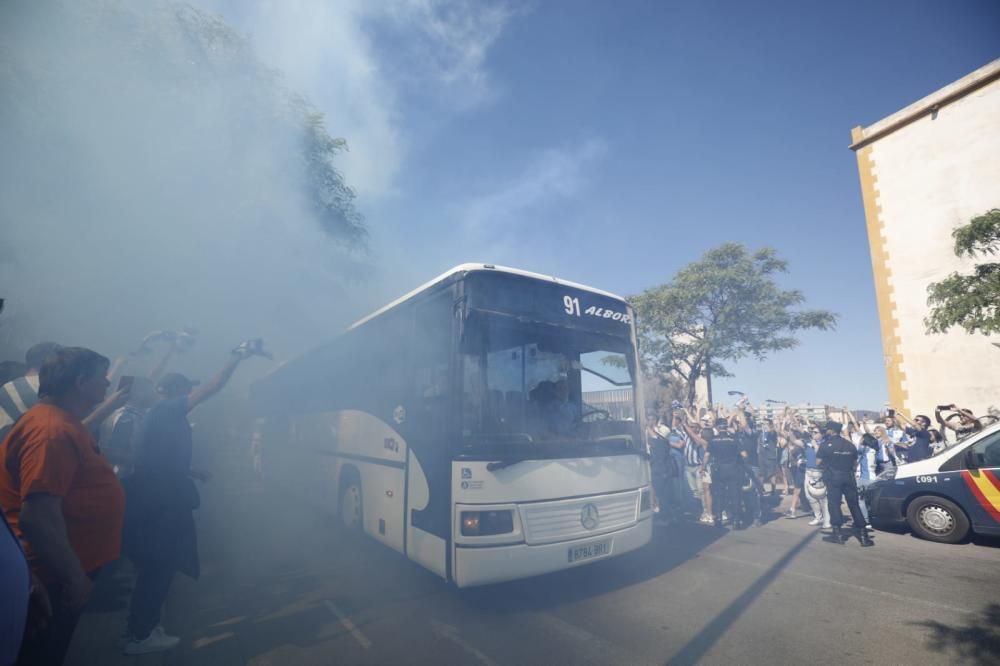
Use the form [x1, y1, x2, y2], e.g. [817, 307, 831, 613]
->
[845, 407, 858, 427]
[149, 342, 177, 384]
[82, 386, 130, 430]
[186, 353, 243, 413]
[935, 405, 952, 431]
[893, 408, 916, 428]
[106, 355, 128, 385]
[683, 422, 708, 448]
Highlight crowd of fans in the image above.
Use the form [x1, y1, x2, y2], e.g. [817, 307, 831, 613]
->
[0, 336, 267, 665]
[645, 397, 993, 537]
[0, 333, 995, 664]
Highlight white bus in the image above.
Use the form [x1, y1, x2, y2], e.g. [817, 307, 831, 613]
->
[251, 264, 653, 587]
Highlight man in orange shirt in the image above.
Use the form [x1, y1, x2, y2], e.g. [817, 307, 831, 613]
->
[0, 347, 126, 665]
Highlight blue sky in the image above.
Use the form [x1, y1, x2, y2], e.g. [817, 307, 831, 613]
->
[207, 0, 999, 410]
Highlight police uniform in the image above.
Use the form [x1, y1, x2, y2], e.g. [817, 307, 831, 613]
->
[707, 420, 742, 527]
[818, 422, 874, 546]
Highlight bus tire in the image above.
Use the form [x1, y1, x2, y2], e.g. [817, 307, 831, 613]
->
[906, 495, 969, 544]
[339, 467, 363, 533]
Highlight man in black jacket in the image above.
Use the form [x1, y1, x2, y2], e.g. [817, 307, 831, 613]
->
[818, 421, 873, 547]
[704, 418, 743, 528]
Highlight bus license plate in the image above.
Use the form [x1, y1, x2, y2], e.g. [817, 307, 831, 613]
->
[568, 540, 611, 563]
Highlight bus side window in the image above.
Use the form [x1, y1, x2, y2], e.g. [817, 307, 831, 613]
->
[413, 291, 454, 432]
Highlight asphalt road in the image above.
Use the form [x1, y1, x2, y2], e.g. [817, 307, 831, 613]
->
[68, 454, 1000, 666]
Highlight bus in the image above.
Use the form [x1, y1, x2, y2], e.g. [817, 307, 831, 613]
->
[250, 264, 653, 587]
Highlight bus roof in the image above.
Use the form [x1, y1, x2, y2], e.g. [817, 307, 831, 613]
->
[348, 263, 627, 331]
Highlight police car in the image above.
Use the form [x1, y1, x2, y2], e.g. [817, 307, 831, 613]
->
[865, 421, 1000, 543]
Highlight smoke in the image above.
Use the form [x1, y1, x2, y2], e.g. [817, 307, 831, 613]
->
[0, 0, 374, 378]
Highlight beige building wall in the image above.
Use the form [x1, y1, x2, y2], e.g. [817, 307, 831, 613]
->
[851, 58, 1000, 418]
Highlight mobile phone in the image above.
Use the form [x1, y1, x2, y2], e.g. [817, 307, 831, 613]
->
[118, 375, 135, 392]
[887, 408, 895, 418]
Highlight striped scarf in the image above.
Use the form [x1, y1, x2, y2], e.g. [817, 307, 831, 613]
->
[0, 376, 40, 440]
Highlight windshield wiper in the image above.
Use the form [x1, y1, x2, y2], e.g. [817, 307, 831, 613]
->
[486, 458, 531, 472]
[581, 365, 632, 387]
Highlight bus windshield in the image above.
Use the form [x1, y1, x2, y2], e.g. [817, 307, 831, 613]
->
[460, 310, 641, 457]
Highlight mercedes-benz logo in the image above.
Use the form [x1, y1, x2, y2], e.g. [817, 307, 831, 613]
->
[580, 503, 600, 530]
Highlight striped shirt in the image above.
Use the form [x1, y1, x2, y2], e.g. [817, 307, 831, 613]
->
[0, 376, 40, 440]
[683, 430, 704, 466]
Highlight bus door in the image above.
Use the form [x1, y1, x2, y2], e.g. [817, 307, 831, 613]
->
[404, 288, 457, 580]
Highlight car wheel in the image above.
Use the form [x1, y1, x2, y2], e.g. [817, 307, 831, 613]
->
[906, 496, 969, 544]
[339, 475, 363, 532]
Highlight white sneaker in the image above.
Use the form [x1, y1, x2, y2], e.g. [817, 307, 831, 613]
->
[807, 518, 822, 526]
[699, 514, 714, 524]
[123, 626, 180, 655]
[119, 624, 165, 649]
[823, 524, 832, 529]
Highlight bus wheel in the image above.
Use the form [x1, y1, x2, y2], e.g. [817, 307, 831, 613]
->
[906, 496, 969, 544]
[339, 472, 363, 532]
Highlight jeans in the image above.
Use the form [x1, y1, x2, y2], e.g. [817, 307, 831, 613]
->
[669, 449, 693, 513]
[127, 562, 176, 640]
[804, 469, 830, 526]
[857, 477, 873, 523]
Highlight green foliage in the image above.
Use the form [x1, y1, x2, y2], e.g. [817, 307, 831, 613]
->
[951, 209, 1000, 258]
[925, 209, 1000, 335]
[301, 111, 366, 247]
[630, 243, 837, 405]
[0, 0, 366, 260]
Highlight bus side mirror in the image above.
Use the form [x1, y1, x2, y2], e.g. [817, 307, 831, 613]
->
[964, 448, 982, 469]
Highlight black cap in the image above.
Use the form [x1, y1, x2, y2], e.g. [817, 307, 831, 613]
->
[156, 372, 200, 396]
[824, 420, 843, 433]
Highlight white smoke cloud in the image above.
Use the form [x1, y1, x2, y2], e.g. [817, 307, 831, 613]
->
[204, 0, 516, 199]
[0, 0, 518, 379]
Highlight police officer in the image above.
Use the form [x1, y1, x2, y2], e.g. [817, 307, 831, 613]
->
[704, 418, 742, 528]
[818, 421, 874, 547]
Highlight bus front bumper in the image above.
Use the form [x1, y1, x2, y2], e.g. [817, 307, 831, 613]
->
[453, 517, 652, 588]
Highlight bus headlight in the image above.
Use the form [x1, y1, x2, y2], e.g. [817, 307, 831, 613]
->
[639, 486, 652, 513]
[460, 510, 514, 536]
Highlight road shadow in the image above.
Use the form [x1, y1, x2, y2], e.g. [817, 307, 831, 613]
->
[664, 528, 819, 665]
[911, 603, 1000, 666]
[459, 521, 727, 613]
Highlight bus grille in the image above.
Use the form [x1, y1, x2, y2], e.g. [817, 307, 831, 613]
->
[519, 490, 640, 545]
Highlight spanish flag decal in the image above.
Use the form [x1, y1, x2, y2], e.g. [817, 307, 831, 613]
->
[962, 469, 1000, 523]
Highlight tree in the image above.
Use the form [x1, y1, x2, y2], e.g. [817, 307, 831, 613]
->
[925, 209, 1000, 335]
[630, 243, 837, 406]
